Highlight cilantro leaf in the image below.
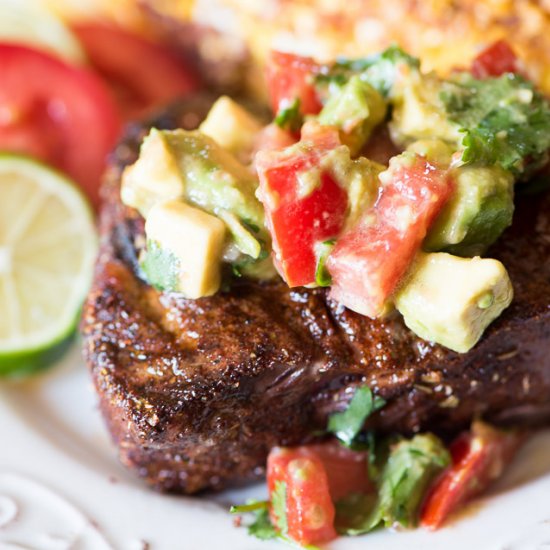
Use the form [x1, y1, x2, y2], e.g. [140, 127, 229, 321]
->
[327, 386, 386, 447]
[248, 508, 279, 540]
[340, 434, 450, 535]
[230, 501, 278, 541]
[140, 240, 180, 291]
[275, 98, 302, 132]
[317, 45, 419, 97]
[441, 73, 550, 175]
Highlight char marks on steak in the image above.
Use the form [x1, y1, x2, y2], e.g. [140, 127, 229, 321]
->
[81, 97, 550, 494]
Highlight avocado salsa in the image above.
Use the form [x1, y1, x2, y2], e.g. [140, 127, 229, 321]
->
[121, 44, 550, 354]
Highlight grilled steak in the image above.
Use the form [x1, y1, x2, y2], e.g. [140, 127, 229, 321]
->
[81, 96, 550, 494]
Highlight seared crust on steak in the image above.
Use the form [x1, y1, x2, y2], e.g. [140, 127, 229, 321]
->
[81, 97, 550, 494]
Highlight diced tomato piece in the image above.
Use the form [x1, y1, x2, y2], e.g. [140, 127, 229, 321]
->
[420, 421, 524, 530]
[0, 44, 121, 208]
[266, 51, 323, 117]
[253, 123, 297, 156]
[256, 126, 347, 287]
[300, 119, 341, 149]
[471, 40, 519, 79]
[302, 441, 372, 502]
[72, 22, 199, 119]
[326, 155, 452, 317]
[267, 446, 339, 545]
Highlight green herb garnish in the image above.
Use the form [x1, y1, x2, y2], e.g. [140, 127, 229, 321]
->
[338, 434, 450, 535]
[441, 73, 550, 175]
[327, 386, 386, 447]
[275, 98, 302, 132]
[230, 501, 278, 541]
[140, 240, 180, 292]
[317, 45, 419, 97]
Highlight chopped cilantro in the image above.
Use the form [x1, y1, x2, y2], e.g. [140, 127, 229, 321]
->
[140, 240, 180, 292]
[275, 98, 302, 132]
[338, 434, 450, 535]
[441, 73, 550, 175]
[314, 240, 335, 287]
[230, 501, 278, 541]
[327, 386, 386, 447]
[317, 45, 420, 97]
[248, 508, 278, 540]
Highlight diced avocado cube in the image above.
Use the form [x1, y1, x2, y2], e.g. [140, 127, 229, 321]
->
[121, 128, 184, 217]
[395, 252, 513, 353]
[369, 434, 450, 529]
[199, 96, 263, 162]
[406, 139, 454, 166]
[124, 128, 273, 276]
[389, 69, 461, 147]
[142, 200, 226, 298]
[318, 75, 387, 154]
[425, 165, 514, 256]
[320, 146, 384, 229]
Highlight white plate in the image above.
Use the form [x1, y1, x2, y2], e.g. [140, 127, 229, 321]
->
[0, 340, 549, 550]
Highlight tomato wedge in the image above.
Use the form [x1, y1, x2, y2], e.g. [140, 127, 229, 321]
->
[0, 44, 121, 208]
[420, 421, 524, 530]
[267, 446, 339, 545]
[327, 154, 453, 317]
[266, 51, 323, 118]
[471, 40, 519, 79]
[256, 124, 347, 287]
[72, 22, 199, 119]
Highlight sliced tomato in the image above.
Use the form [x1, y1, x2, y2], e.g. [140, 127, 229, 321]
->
[327, 154, 452, 317]
[266, 51, 323, 118]
[0, 44, 121, 208]
[72, 23, 199, 119]
[267, 446, 338, 545]
[421, 421, 524, 530]
[471, 40, 519, 79]
[256, 125, 347, 287]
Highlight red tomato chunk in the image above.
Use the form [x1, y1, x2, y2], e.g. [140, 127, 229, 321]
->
[299, 441, 372, 502]
[471, 40, 519, 79]
[421, 421, 524, 530]
[266, 51, 323, 117]
[327, 155, 453, 317]
[256, 126, 348, 287]
[268, 442, 372, 545]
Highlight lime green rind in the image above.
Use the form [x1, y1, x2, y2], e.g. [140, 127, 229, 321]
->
[0, 154, 97, 377]
[0, 332, 75, 378]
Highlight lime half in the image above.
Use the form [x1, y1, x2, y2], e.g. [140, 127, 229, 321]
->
[0, 155, 97, 376]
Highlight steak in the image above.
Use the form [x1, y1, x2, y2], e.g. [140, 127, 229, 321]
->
[81, 96, 550, 494]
